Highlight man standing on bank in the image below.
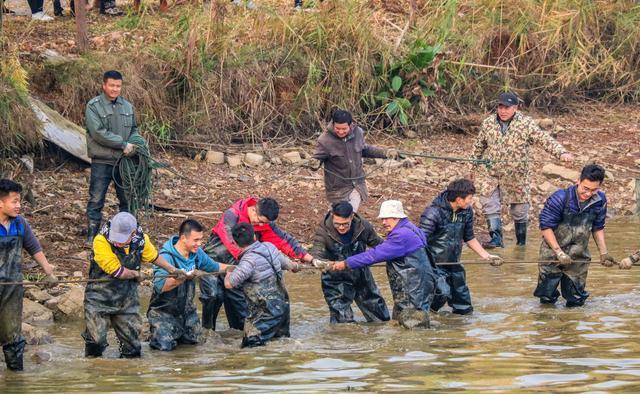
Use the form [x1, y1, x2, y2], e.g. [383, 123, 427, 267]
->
[471, 92, 573, 248]
[85, 70, 144, 247]
[309, 110, 399, 211]
[534, 164, 616, 307]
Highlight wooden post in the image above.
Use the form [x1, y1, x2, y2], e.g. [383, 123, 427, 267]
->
[636, 178, 640, 215]
[74, 0, 89, 53]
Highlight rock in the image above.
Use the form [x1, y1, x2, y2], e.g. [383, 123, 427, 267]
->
[270, 157, 282, 165]
[282, 151, 303, 165]
[162, 189, 172, 198]
[22, 323, 53, 346]
[628, 179, 637, 194]
[23, 298, 54, 324]
[44, 296, 60, 310]
[542, 164, 579, 182]
[403, 129, 418, 139]
[554, 125, 566, 134]
[538, 181, 558, 194]
[205, 151, 225, 164]
[32, 351, 53, 363]
[537, 118, 554, 130]
[227, 155, 244, 168]
[54, 287, 85, 320]
[243, 152, 265, 167]
[635, 159, 640, 166]
[73, 271, 84, 278]
[26, 288, 52, 303]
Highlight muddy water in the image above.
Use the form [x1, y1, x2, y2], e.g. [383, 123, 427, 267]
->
[2, 218, 640, 392]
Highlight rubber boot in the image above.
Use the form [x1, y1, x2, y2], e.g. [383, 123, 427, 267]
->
[85, 220, 101, 248]
[84, 342, 105, 357]
[3, 339, 26, 371]
[482, 216, 504, 249]
[515, 221, 527, 246]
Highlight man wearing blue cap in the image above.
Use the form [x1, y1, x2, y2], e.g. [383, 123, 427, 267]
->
[471, 92, 574, 248]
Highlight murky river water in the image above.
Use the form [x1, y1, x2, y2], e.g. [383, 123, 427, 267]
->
[2, 218, 639, 392]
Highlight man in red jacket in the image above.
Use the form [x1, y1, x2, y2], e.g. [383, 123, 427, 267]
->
[200, 197, 314, 331]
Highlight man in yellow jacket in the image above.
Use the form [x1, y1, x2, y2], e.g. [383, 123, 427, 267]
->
[82, 212, 187, 358]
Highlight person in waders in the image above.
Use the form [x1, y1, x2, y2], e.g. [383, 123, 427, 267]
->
[82, 212, 188, 358]
[0, 179, 58, 371]
[329, 200, 436, 329]
[199, 197, 314, 332]
[224, 223, 300, 348]
[534, 164, 616, 307]
[419, 179, 503, 315]
[310, 201, 390, 324]
[147, 219, 231, 351]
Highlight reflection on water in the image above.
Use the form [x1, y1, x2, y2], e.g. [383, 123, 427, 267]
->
[1, 218, 639, 392]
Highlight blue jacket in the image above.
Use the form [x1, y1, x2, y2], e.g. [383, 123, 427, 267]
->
[0, 215, 42, 256]
[539, 185, 607, 231]
[154, 235, 220, 291]
[346, 218, 427, 269]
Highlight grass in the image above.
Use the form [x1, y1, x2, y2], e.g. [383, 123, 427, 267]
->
[1, 0, 639, 153]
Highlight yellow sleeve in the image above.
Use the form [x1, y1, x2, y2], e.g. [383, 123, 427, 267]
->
[92, 234, 121, 275]
[141, 234, 159, 264]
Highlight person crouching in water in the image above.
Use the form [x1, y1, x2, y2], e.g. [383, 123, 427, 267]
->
[224, 223, 300, 347]
[147, 219, 231, 351]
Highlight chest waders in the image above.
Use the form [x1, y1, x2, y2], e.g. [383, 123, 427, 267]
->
[0, 224, 26, 371]
[385, 227, 436, 329]
[147, 253, 200, 351]
[200, 235, 247, 331]
[82, 234, 144, 358]
[428, 216, 473, 315]
[240, 250, 290, 348]
[534, 194, 596, 307]
[320, 235, 389, 324]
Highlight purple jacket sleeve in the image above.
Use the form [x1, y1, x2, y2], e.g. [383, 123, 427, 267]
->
[346, 228, 409, 269]
[19, 217, 43, 256]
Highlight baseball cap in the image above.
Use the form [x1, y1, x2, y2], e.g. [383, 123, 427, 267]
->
[497, 92, 519, 107]
[108, 212, 137, 244]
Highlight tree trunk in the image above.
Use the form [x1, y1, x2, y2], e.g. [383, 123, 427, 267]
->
[74, 0, 89, 53]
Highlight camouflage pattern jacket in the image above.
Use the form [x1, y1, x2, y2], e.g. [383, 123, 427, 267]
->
[472, 112, 567, 204]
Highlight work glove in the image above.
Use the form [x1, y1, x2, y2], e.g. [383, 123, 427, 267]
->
[289, 261, 301, 273]
[119, 268, 140, 280]
[618, 251, 639, 270]
[555, 251, 572, 266]
[123, 143, 136, 157]
[306, 158, 323, 171]
[599, 253, 617, 268]
[619, 257, 634, 270]
[312, 258, 330, 272]
[486, 254, 504, 267]
[42, 273, 58, 289]
[170, 269, 188, 280]
[135, 272, 148, 283]
[385, 148, 400, 160]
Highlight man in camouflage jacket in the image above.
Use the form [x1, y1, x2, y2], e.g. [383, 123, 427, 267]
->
[471, 92, 573, 248]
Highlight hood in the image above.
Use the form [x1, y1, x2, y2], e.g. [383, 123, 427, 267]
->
[432, 191, 453, 212]
[160, 235, 196, 271]
[321, 210, 365, 244]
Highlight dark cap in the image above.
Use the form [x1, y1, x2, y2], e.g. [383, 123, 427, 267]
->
[497, 92, 519, 107]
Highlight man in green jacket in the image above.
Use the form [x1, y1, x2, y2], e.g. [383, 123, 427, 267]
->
[85, 70, 143, 247]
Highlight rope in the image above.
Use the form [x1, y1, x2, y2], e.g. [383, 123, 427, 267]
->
[113, 134, 167, 216]
[0, 271, 225, 287]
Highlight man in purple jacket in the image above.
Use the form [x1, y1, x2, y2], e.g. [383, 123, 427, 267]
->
[534, 164, 616, 307]
[329, 200, 436, 328]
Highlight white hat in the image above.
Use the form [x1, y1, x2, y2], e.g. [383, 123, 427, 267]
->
[108, 212, 137, 243]
[378, 200, 407, 219]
